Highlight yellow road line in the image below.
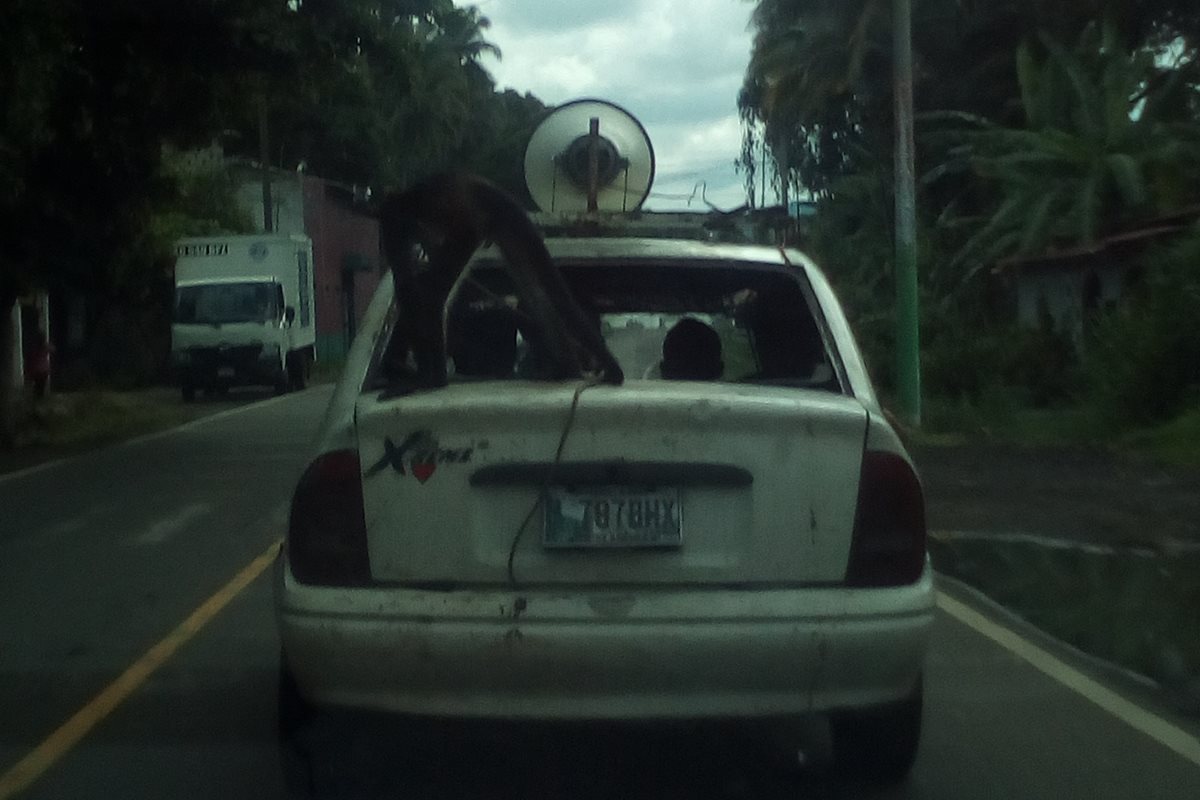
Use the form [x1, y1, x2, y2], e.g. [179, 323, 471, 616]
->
[0, 540, 281, 799]
[937, 590, 1200, 768]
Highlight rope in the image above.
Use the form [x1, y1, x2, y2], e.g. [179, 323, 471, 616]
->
[506, 377, 600, 587]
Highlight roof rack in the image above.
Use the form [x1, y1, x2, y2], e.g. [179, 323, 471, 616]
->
[532, 210, 728, 241]
[531, 207, 803, 247]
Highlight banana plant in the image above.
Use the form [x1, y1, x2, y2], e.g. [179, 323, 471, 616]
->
[923, 18, 1200, 284]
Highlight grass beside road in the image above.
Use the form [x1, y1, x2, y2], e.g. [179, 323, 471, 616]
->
[1119, 406, 1200, 468]
[27, 389, 225, 443]
[930, 535, 1200, 708]
[912, 395, 1200, 468]
[0, 362, 345, 477]
[0, 388, 250, 476]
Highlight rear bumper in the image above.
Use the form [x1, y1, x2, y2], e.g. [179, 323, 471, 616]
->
[275, 556, 935, 721]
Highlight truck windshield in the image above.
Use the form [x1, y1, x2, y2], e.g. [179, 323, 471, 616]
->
[175, 282, 278, 325]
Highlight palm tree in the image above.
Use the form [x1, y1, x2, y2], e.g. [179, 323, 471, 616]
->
[376, 2, 500, 185]
[744, 0, 886, 121]
[739, 0, 890, 197]
[432, 2, 500, 68]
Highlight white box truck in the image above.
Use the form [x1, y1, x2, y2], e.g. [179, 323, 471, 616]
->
[171, 235, 316, 401]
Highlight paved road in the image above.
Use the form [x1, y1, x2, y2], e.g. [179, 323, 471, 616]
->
[1, 388, 1198, 799]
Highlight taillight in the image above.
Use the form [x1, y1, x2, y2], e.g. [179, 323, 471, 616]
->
[845, 450, 926, 587]
[287, 449, 371, 586]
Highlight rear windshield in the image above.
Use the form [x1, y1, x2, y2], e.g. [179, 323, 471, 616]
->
[371, 260, 840, 392]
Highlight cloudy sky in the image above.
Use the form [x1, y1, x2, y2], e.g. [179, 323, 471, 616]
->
[463, 0, 762, 211]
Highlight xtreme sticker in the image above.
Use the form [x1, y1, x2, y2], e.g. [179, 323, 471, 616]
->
[364, 430, 474, 483]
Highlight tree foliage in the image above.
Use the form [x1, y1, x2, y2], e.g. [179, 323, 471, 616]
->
[739, 0, 1200, 407]
[0, 0, 545, 442]
[218, 0, 540, 195]
[924, 19, 1200, 278]
[1, 0, 537, 302]
[740, 0, 1200, 200]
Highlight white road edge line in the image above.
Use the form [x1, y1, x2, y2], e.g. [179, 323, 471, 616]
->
[0, 387, 322, 487]
[937, 590, 1200, 768]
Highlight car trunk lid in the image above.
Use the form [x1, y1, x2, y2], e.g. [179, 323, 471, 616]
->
[355, 381, 867, 586]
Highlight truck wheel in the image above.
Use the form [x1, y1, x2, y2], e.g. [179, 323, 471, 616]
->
[275, 355, 291, 395]
[830, 674, 923, 785]
[289, 353, 309, 391]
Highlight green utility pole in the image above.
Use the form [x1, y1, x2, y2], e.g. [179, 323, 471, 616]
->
[893, 0, 921, 425]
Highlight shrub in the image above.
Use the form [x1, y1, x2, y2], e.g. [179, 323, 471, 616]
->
[999, 316, 1080, 407]
[1086, 232, 1200, 426]
[921, 304, 1079, 408]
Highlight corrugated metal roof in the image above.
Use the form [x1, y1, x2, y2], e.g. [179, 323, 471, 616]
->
[995, 207, 1200, 272]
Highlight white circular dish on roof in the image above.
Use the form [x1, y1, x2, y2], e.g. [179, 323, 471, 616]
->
[524, 98, 655, 213]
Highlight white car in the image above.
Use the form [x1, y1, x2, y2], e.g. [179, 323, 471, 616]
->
[275, 237, 934, 793]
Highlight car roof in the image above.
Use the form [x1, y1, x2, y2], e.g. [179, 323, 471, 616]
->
[470, 237, 808, 269]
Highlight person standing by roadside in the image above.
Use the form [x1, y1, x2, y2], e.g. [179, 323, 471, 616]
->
[26, 328, 53, 398]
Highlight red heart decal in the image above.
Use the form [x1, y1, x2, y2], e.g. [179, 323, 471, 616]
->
[412, 462, 436, 483]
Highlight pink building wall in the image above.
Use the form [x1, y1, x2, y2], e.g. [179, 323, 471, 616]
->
[301, 176, 382, 358]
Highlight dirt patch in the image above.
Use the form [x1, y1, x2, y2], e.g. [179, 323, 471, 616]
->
[915, 440, 1200, 712]
[912, 442, 1200, 547]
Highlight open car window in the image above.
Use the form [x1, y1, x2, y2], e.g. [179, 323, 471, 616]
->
[369, 258, 842, 393]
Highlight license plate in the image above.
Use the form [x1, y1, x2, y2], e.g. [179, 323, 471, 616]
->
[544, 487, 682, 548]
[217, 366, 235, 378]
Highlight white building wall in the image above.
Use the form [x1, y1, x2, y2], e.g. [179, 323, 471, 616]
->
[1015, 262, 1127, 349]
[233, 169, 306, 236]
